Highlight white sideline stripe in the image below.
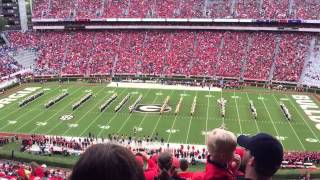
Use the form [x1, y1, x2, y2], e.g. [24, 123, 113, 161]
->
[234, 91, 243, 134]
[286, 94, 320, 144]
[151, 90, 174, 139]
[185, 91, 198, 144]
[271, 94, 306, 151]
[260, 93, 285, 148]
[245, 92, 260, 132]
[117, 89, 153, 134]
[96, 88, 129, 137]
[108, 82, 222, 92]
[2, 86, 62, 132]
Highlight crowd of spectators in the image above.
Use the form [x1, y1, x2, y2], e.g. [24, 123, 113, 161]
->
[6, 30, 314, 82]
[32, 0, 320, 20]
[165, 31, 194, 76]
[0, 160, 70, 180]
[190, 31, 221, 76]
[21, 135, 85, 153]
[0, 130, 318, 180]
[0, 138, 9, 146]
[65, 129, 318, 179]
[295, 0, 320, 20]
[300, 36, 320, 87]
[16, 133, 320, 167]
[283, 151, 320, 166]
[243, 32, 276, 80]
[49, 0, 76, 19]
[0, 46, 22, 78]
[261, 0, 290, 19]
[216, 32, 247, 78]
[76, 0, 101, 19]
[273, 33, 311, 82]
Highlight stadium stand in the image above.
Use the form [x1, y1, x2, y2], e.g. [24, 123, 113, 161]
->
[0, 133, 318, 179]
[0, 46, 23, 78]
[76, 0, 102, 19]
[0, 160, 70, 180]
[18, 134, 320, 167]
[273, 34, 311, 82]
[300, 36, 320, 87]
[190, 31, 221, 76]
[0, 1, 319, 179]
[4, 31, 314, 82]
[243, 32, 277, 80]
[32, 0, 320, 20]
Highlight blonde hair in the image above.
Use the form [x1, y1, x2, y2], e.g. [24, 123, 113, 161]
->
[207, 128, 237, 155]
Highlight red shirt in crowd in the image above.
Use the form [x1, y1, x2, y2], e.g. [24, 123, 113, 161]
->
[179, 171, 194, 179]
[144, 159, 158, 180]
[203, 155, 235, 180]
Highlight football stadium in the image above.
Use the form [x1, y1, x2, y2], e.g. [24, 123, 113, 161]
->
[0, 0, 320, 179]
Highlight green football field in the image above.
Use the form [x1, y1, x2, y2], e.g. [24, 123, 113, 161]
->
[0, 82, 320, 151]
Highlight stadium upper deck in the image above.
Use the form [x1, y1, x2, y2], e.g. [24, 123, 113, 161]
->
[32, 0, 320, 20]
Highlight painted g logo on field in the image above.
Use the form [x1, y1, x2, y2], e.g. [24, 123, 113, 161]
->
[134, 104, 172, 113]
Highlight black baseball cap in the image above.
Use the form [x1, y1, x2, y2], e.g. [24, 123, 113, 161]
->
[237, 133, 283, 177]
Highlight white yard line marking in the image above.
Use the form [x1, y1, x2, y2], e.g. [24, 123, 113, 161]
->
[271, 94, 306, 151]
[245, 92, 260, 132]
[234, 91, 243, 134]
[185, 91, 198, 144]
[117, 89, 153, 134]
[204, 91, 210, 144]
[220, 90, 225, 126]
[78, 88, 120, 136]
[134, 90, 164, 131]
[285, 94, 320, 144]
[0, 86, 47, 118]
[96, 88, 129, 137]
[1, 86, 62, 132]
[61, 87, 107, 136]
[31, 87, 85, 134]
[45, 87, 96, 134]
[151, 90, 174, 138]
[165, 115, 179, 143]
[260, 93, 285, 148]
[0, 86, 60, 126]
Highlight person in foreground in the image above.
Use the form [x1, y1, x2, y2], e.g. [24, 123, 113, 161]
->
[69, 143, 145, 180]
[154, 152, 185, 180]
[237, 133, 283, 180]
[203, 128, 238, 180]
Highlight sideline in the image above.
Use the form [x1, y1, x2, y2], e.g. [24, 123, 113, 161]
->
[108, 82, 222, 92]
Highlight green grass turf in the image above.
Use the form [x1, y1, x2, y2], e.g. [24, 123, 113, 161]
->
[0, 82, 320, 151]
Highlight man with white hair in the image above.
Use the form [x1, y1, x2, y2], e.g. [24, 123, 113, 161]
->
[203, 128, 237, 180]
